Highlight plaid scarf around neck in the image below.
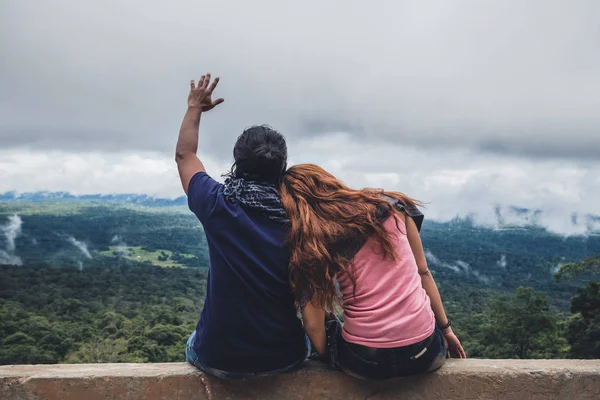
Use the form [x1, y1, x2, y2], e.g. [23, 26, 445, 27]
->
[223, 177, 289, 224]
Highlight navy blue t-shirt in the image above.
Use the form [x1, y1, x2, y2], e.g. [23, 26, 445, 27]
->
[187, 171, 306, 373]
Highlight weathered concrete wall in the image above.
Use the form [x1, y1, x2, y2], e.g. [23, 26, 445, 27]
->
[1, 360, 599, 400]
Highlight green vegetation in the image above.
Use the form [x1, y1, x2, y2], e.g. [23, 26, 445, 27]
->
[0, 205, 208, 268]
[477, 287, 567, 359]
[557, 255, 600, 359]
[98, 246, 196, 268]
[554, 254, 600, 282]
[0, 263, 206, 364]
[0, 202, 599, 364]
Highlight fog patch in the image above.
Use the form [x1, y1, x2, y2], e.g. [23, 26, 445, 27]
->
[425, 250, 491, 284]
[424, 250, 462, 274]
[110, 234, 130, 257]
[1, 214, 22, 252]
[497, 254, 507, 269]
[67, 236, 92, 259]
[0, 250, 22, 266]
[0, 215, 23, 265]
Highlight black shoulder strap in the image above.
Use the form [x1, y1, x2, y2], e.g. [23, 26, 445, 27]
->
[381, 195, 424, 232]
[324, 195, 424, 279]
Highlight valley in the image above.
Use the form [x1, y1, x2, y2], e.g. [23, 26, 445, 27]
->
[1, 196, 599, 364]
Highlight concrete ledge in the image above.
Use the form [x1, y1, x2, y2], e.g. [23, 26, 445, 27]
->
[1, 360, 599, 400]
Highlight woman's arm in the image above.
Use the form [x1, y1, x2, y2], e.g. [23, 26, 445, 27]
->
[403, 213, 467, 359]
[301, 301, 327, 356]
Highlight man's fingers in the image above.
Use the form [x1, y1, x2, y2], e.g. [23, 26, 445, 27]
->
[192, 73, 219, 92]
[208, 77, 220, 92]
[212, 98, 225, 107]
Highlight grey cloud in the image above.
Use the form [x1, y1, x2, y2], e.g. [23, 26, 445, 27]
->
[0, 127, 148, 152]
[2, 0, 600, 160]
[299, 118, 365, 140]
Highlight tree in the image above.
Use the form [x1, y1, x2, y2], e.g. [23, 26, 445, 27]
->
[555, 254, 600, 359]
[147, 324, 186, 346]
[554, 255, 600, 282]
[65, 338, 145, 363]
[565, 280, 600, 358]
[0, 263, 206, 365]
[480, 287, 567, 359]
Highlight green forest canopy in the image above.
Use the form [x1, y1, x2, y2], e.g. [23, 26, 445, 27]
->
[1, 203, 599, 363]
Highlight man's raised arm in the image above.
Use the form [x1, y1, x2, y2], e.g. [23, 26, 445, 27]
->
[175, 73, 224, 194]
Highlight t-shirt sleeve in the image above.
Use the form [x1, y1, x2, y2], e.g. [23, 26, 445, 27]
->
[187, 171, 223, 222]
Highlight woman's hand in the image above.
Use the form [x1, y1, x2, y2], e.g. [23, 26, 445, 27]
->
[188, 73, 224, 112]
[443, 329, 467, 359]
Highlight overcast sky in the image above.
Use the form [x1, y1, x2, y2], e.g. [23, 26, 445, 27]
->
[1, 0, 599, 233]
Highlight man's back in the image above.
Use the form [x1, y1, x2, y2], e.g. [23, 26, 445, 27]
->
[188, 171, 306, 373]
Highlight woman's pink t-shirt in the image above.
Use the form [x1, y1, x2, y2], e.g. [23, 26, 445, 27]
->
[337, 215, 435, 348]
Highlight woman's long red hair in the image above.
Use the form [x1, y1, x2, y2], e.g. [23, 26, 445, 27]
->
[280, 164, 421, 311]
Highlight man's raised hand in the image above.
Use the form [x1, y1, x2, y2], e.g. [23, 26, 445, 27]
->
[188, 73, 224, 112]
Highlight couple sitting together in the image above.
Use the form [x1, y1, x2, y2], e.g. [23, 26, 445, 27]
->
[175, 74, 466, 381]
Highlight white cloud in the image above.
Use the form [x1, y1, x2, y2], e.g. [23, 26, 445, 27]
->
[470, 269, 492, 285]
[0, 149, 230, 198]
[1, 214, 22, 252]
[290, 134, 600, 234]
[1, 142, 599, 235]
[0, 215, 23, 265]
[0, 250, 22, 266]
[67, 236, 93, 260]
[550, 264, 563, 276]
[425, 250, 497, 284]
[497, 255, 507, 269]
[110, 235, 130, 258]
[456, 259, 492, 284]
[424, 250, 461, 273]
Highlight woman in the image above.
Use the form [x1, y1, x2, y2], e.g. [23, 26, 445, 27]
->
[280, 164, 466, 380]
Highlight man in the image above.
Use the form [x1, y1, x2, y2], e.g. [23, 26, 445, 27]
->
[176, 74, 307, 379]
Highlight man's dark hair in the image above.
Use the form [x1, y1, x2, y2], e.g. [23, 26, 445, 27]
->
[226, 125, 288, 184]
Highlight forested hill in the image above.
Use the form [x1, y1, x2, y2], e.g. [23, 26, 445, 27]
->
[2, 191, 599, 233]
[1, 196, 598, 293]
[1, 198, 599, 309]
[1, 196, 599, 364]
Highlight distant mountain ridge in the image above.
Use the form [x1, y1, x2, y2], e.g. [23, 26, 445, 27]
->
[0, 191, 187, 207]
[1, 191, 599, 233]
